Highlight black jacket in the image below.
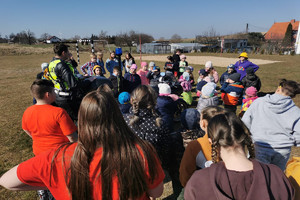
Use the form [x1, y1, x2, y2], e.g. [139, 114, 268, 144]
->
[241, 73, 261, 92]
[52, 58, 79, 91]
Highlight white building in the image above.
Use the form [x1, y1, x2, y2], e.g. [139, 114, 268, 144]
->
[170, 43, 206, 53]
[46, 36, 61, 44]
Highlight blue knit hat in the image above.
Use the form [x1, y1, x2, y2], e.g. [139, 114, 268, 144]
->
[180, 108, 200, 130]
[118, 92, 130, 104]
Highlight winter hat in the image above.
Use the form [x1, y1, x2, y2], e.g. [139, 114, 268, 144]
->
[201, 82, 216, 98]
[180, 54, 186, 60]
[198, 69, 208, 76]
[118, 92, 130, 104]
[188, 66, 194, 72]
[141, 62, 148, 67]
[130, 64, 137, 70]
[228, 73, 241, 82]
[180, 108, 200, 130]
[158, 83, 171, 95]
[41, 63, 49, 71]
[227, 64, 235, 69]
[246, 67, 254, 74]
[182, 72, 190, 81]
[205, 61, 213, 69]
[149, 62, 155, 68]
[245, 86, 257, 97]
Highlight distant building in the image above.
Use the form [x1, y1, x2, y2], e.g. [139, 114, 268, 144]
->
[141, 41, 171, 54]
[219, 38, 248, 50]
[46, 36, 61, 44]
[265, 19, 299, 42]
[170, 43, 206, 53]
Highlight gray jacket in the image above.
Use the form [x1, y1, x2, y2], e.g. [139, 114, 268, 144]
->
[196, 96, 219, 114]
[242, 93, 300, 148]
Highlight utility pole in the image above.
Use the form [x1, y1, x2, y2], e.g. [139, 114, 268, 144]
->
[246, 23, 249, 34]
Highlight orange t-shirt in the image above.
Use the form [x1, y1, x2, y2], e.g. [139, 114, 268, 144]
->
[17, 143, 165, 200]
[22, 104, 77, 155]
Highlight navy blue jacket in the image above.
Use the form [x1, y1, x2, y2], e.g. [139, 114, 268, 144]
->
[123, 73, 141, 93]
[156, 96, 177, 131]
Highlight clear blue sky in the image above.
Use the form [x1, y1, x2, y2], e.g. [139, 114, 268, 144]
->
[1, 0, 299, 39]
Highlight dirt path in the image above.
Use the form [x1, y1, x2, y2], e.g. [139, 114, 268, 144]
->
[141, 55, 281, 67]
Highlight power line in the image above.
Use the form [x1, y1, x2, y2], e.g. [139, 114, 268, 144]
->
[247, 23, 269, 32]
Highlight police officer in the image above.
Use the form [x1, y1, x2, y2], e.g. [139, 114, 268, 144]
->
[48, 43, 82, 121]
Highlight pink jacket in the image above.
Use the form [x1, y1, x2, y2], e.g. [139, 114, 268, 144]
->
[137, 69, 149, 85]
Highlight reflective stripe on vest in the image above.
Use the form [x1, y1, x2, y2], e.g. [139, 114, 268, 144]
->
[48, 59, 69, 90]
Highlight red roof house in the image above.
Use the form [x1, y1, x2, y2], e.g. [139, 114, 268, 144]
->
[265, 19, 299, 41]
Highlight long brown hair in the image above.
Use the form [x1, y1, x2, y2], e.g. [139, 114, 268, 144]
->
[207, 112, 255, 163]
[52, 86, 159, 200]
[129, 85, 162, 127]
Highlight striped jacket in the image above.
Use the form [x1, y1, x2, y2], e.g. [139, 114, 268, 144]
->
[221, 82, 244, 105]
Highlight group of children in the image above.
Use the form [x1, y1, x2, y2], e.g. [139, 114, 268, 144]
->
[1, 49, 300, 200]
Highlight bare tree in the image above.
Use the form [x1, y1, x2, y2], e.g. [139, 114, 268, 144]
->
[98, 30, 108, 40]
[40, 33, 51, 41]
[170, 34, 182, 43]
[23, 30, 36, 45]
[196, 27, 219, 46]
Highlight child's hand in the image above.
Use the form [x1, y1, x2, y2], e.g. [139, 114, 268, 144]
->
[84, 74, 89, 77]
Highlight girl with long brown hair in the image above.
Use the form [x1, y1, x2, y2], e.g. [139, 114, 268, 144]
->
[0, 87, 165, 200]
[185, 112, 294, 200]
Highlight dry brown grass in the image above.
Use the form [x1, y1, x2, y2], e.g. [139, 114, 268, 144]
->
[0, 45, 300, 199]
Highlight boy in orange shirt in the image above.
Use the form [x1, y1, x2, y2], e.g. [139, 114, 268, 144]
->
[22, 79, 78, 199]
[22, 79, 78, 156]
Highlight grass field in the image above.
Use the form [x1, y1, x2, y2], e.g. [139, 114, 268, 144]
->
[0, 44, 300, 199]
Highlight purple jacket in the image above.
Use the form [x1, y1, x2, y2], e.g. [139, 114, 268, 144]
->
[234, 60, 259, 80]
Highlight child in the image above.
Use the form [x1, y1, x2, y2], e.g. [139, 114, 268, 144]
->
[178, 54, 188, 77]
[205, 61, 219, 83]
[242, 79, 300, 171]
[23, 79, 78, 156]
[81, 53, 98, 76]
[220, 64, 236, 86]
[239, 86, 258, 118]
[196, 69, 208, 97]
[185, 112, 294, 199]
[123, 64, 141, 93]
[122, 52, 135, 73]
[137, 61, 149, 85]
[221, 73, 244, 113]
[164, 56, 174, 74]
[148, 61, 155, 71]
[180, 108, 202, 148]
[180, 66, 195, 85]
[156, 83, 178, 132]
[179, 106, 225, 187]
[147, 66, 161, 88]
[118, 91, 131, 114]
[93, 65, 103, 76]
[180, 72, 193, 105]
[241, 67, 261, 92]
[22, 79, 78, 199]
[36, 63, 49, 79]
[108, 66, 124, 98]
[106, 51, 122, 75]
[96, 51, 106, 75]
[196, 82, 219, 114]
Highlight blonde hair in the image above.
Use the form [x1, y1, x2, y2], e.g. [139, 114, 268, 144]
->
[96, 51, 103, 59]
[90, 53, 97, 59]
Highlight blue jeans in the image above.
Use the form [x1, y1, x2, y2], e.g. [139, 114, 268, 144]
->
[255, 143, 291, 171]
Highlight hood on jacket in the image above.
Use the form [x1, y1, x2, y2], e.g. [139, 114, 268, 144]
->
[264, 93, 295, 114]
